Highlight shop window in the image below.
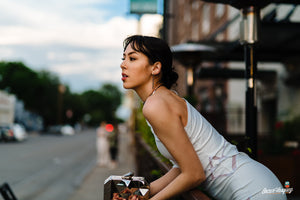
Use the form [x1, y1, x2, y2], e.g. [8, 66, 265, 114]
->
[202, 4, 210, 34]
[216, 4, 225, 19]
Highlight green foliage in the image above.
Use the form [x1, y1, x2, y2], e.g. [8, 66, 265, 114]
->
[230, 136, 253, 155]
[265, 116, 300, 155]
[135, 102, 157, 149]
[184, 94, 197, 107]
[99, 84, 122, 122]
[280, 116, 300, 141]
[247, 147, 252, 154]
[135, 102, 172, 165]
[0, 61, 60, 125]
[80, 84, 122, 125]
[81, 90, 105, 120]
[150, 169, 162, 180]
[0, 61, 122, 127]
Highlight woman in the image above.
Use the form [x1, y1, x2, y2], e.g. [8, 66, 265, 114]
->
[97, 121, 111, 167]
[120, 35, 286, 200]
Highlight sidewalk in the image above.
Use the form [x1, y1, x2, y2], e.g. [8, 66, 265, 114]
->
[68, 130, 136, 200]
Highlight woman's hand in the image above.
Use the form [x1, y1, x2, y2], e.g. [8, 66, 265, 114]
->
[149, 167, 181, 197]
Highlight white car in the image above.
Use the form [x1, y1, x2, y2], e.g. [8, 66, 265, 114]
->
[61, 125, 75, 135]
[12, 124, 28, 141]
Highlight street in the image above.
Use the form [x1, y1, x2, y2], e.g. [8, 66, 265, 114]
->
[0, 129, 97, 200]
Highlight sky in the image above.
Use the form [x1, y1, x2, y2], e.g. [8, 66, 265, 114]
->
[0, 0, 163, 93]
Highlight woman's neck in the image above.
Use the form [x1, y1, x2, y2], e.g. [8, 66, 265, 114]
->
[135, 84, 163, 103]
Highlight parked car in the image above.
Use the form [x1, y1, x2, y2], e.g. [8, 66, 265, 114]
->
[13, 124, 28, 141]
[0, 124, 28, 142]
[47, 125, 75, 136]
[61, 125, 75, 135]
[47, 125, 63, 135]
[0, 125, 13, 141]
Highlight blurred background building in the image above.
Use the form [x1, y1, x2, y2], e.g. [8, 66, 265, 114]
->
[163, 0, 300, 140]
[154, 1, 300, 194]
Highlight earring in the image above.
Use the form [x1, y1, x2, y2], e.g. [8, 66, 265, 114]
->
[152, 74, 154, 89]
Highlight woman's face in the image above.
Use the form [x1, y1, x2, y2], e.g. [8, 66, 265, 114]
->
[121, 44, 153, 90]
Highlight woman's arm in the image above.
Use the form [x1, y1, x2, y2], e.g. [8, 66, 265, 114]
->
[143, 97, 206, 200]
[150, 167, 180, 196]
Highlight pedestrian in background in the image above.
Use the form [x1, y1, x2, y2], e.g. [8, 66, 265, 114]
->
[108, 123, 119, 169]
[96, 121, 111, 167]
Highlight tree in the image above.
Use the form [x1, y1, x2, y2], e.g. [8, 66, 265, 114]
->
[80, 84, 121, 125]
[0, 61, 123, 128]
[0, 62, 60, 126]
[99, 84, 122, 122]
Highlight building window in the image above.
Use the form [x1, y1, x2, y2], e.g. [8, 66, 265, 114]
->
[202, 4, 210, 35]
[192, 1, 200, 10]
[216, 4, 225, 19]
[184, 4, 191, 24]
[216, 33, 225, 41]
[192, 21, 199, 40]
[178, 0, 185, 6]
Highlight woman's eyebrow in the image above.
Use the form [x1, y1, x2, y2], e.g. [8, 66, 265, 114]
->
[123, 51, 138, 57]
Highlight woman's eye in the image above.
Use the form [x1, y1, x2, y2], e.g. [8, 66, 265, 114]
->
[121, 57, 125, 61]
[129, 57, 136, 61]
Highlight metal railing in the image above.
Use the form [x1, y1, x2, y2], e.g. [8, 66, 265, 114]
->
[0, 183, 18, 200]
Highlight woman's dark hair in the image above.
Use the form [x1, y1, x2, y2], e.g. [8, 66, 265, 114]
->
[123, 35, 178, 89]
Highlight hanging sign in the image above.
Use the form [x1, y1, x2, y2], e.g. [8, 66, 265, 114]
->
[130, 0, 157, 14]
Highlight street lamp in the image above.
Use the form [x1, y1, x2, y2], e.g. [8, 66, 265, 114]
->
[240, 6, 259, 159]
[187, 67, 194, 95]
[171, 43, 216, 96]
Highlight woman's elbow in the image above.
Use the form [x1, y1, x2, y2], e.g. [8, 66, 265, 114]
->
[189, 171, 206, 187]
[196, 173, 206, 186]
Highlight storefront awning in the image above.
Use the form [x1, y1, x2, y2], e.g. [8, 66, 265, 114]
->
[200, 0, 300, 9]
[171, 18, 300, 160]
[172, 21, 300, 65]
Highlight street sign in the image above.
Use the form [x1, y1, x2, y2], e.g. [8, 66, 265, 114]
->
[130, 0, 157, 14]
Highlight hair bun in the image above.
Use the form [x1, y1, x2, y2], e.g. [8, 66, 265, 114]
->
[170, 71, 178, 83]
[163, 69, 178, 89]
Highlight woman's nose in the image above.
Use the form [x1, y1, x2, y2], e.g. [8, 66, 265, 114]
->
[120, 60, 126, 69]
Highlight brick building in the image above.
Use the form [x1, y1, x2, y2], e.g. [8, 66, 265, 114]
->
[163, 0, 300, 139]
[164, 0, 235, 134]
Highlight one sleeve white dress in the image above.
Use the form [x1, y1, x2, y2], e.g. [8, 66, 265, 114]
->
[147, 99, 286, 200]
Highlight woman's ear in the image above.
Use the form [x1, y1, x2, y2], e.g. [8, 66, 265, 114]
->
[152, 62, 162, 75]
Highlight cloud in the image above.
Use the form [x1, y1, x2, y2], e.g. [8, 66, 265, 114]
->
[0, 0, 134, 46]
[0, 0, 113, 25]
[0, 17, 138, 48]
[140, 14, 163, 36]
[0, 47, 14, 58]
[48, 47, 124, 90]
[0, 0, 163, 92]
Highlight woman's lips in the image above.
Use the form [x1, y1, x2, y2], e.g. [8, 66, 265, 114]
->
[122, 73, 128, 81]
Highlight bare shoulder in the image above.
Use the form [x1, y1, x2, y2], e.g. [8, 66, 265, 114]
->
[142, 94, 168, 119]
[142, 90, 187, 126]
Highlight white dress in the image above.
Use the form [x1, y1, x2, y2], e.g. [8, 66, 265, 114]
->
[147, 99, 286, 200]
[97, 126, 111, 166]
